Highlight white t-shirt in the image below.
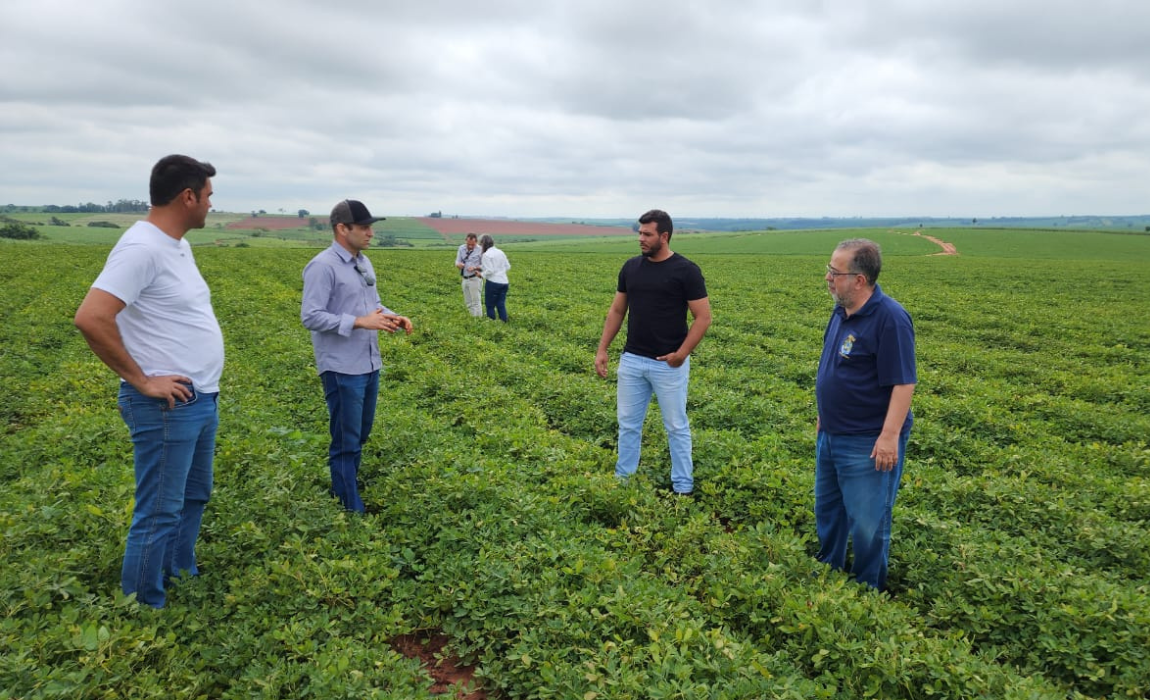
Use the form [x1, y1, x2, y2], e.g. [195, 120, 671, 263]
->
[91, 221, 225, 392]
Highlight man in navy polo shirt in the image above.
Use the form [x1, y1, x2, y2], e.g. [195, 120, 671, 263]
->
[815, 239, 916, 591]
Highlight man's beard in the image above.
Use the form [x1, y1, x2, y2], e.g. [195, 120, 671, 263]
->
[641, 241, 662, 258]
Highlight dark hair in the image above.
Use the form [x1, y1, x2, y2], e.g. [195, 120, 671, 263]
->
[638, 209, 673, 241]
[466, 232, 478, 241]
[836, 238, 882, 285]
[479, 234, 495, 253]
[150, 155, 216, 206]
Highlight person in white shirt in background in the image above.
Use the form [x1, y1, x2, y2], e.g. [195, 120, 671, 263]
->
[479, 234, 511, 322]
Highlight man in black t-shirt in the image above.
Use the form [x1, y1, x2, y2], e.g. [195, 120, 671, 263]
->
[595, 209, 712, 495]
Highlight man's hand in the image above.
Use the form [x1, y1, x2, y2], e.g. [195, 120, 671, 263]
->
[870, 433, 900, 472]
[355, 309, 396, 333]
[656, 350, 686, 368]
[390, 315, 414, 335]
[136, 375, 194, 409]
[873, 384, 914, 471]
[594, 349, 610, 378]
[356, 310, 414, 334]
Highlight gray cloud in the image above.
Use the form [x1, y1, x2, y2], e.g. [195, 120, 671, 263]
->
[1, 0, 1147, 217]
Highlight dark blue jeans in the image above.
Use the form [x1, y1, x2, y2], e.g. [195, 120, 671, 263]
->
[814, 430, 909, 590]
[117, 382, 219, 608]
[320, 370, 379, 513]
[484, 281, 509, 322]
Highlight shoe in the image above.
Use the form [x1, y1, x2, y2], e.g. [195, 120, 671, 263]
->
[659, 485, 696, 500]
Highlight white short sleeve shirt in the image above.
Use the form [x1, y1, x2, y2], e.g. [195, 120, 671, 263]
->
[91, 221, 225, 392]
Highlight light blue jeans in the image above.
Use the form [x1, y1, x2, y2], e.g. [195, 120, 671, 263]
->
[615, 352, 693, 493]
[321, 370, 380, 513]
[117, 382, 219, 608]
[814, 430, 908, 591]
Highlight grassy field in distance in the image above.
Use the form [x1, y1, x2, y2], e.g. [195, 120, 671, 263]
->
[510, 225, 1150, 262]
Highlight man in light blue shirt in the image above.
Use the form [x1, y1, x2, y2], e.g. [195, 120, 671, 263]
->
[455, 233, 483, 317]
[301, 199, 412, 512]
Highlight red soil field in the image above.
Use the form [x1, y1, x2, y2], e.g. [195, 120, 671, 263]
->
[418, 217, 634, 236]
[225, 217, 310, 230]
[390, 633, 486, 699]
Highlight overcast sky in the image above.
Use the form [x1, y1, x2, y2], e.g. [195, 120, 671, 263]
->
[2, 0, 1148, 218]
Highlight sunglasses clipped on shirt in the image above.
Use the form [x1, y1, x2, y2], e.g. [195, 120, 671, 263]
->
[354, 263, 376, 286]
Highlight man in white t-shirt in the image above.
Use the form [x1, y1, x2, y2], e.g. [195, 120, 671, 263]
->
[74, 154, 223, 608]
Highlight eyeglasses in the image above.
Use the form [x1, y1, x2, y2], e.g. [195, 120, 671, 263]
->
[825, 265, 859, 278]
[354, 263, 376, 286]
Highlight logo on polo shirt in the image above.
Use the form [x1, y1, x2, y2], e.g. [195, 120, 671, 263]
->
[839, 334, 856, 359]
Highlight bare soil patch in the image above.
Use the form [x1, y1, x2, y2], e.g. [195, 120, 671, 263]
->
[225, 216, 308, 230]
[913, 231, 958, 255]
[390, 632, 488, 698]
[419, 217, 634, 237]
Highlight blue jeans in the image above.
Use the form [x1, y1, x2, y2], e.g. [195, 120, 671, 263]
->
[117, 382, 219, 608]
[321, 370, 379, 513]
[615, 352, 693, 493]
[814, 431, 909, 590]
[484, 281, 509, 321]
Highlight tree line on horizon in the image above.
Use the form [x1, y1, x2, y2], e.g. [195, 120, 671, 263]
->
[4, 200, 150, 214]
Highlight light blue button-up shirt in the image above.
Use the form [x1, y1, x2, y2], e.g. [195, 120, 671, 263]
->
[456, 243, 482, 278]
[301, 243, 394, 375]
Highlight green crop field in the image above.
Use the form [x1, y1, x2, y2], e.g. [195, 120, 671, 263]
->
[515, 225, 1150, 261]
[2, 213, 450, 248]
[1, 228, 1147, 698]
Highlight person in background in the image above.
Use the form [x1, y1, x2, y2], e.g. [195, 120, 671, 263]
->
[594, 209, 711, 496]
[479, 234, 511, 322]
[814, 238, 916, 591]
[74, 154, 223, 608]
[455, 232, 483, 317]
[301, 199, 413, 513]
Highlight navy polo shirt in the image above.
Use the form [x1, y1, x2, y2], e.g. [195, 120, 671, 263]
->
[816, 284, 916, 435]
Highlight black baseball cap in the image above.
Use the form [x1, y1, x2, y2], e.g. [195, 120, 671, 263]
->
[331, 199, 386, 226]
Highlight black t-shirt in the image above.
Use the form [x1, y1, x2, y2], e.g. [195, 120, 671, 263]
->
[617, 253, 708, 359]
